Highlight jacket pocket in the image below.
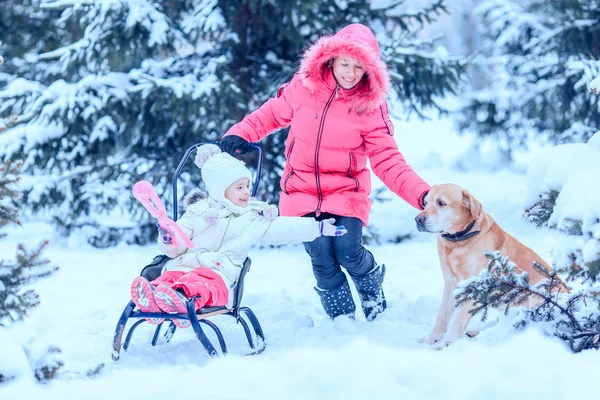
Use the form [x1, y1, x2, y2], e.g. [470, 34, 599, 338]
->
[347, 153, 360, 192]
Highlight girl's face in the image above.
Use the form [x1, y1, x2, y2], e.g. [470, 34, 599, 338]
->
[224, 178, 250, 207]
[332, 55, 365, 90]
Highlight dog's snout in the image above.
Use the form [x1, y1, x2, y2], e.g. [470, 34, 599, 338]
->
[415, 214, 428, 232]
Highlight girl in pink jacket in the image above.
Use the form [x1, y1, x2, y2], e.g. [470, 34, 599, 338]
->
[221, 24, 430, 321]
[130, 144, 345, 329]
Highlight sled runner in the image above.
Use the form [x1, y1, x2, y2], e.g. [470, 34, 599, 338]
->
[112, 142, 265, 360]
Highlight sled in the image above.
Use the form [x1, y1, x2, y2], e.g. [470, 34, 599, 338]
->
[112, 142, 265, 360]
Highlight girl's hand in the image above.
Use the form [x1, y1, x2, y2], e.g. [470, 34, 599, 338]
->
[319, 218, 347, 237]
[157, 224, 173, 244]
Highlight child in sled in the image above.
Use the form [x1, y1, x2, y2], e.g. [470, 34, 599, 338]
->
[130, 144, 346, 328]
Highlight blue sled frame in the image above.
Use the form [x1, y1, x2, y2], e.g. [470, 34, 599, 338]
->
[112, 142, 266, 359]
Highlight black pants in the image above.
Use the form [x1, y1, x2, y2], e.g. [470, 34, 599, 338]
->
[303, 212, 375, 290]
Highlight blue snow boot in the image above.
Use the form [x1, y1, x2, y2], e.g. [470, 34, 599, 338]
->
[351, 264, 387, 321]
[314, 280, 356, 320]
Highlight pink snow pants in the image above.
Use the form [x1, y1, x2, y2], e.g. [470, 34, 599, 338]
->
[151, 267, 229, 310]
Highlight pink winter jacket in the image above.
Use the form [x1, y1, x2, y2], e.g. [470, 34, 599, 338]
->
[225, 24, 430, 225]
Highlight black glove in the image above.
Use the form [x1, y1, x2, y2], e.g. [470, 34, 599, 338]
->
[219, 135, 250, 155]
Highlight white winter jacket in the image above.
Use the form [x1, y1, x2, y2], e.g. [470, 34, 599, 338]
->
[158, 196, 321, 305]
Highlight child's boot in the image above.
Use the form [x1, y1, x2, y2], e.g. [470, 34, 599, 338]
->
[153, 284, 191, 329]
[314, 280, 356, 320]
[130, 276, 164, 325]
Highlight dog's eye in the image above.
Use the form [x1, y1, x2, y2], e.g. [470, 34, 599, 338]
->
[437, 200, 446, 207]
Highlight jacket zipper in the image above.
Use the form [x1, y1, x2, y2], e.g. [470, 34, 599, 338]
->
[283, 171, 294, 194]
[314, 84, 338, 216]
[348, 153, 359, 192]
[284, 139, 296, 195]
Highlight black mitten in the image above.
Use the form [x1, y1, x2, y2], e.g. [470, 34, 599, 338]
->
[219, 135, 250, 155]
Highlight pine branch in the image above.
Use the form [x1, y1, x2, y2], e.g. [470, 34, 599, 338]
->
[0, 115, 19, 133]
[380, 0, 449, 31]
[0, 159, 23, 228]
[456, 251, 600, 352]
[523, 190, 559, 227]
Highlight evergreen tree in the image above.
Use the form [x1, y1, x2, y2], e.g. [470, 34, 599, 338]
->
[457, 0, 600, 155]
[0, 0, 65, 104]
[456, 251, 600, 352]
[523, 130, 600, 284]
[0, 159, 58, 326]
[0, 156, 62, 383]
[0, 0, 464, 247]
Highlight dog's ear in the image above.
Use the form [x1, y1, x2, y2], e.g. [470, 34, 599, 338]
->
[462, 190, 482, 220]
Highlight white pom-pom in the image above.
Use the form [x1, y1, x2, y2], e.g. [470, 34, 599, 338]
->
[195, 144, 222, 168]
[262, 204, 279, 221]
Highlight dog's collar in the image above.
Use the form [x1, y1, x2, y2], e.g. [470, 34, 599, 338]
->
[441, 220, 481, 242]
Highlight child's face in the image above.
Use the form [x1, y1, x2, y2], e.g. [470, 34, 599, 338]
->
[224, 178, 250, 207]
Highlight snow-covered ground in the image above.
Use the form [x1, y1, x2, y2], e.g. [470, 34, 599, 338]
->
[2, 116, 599, 399]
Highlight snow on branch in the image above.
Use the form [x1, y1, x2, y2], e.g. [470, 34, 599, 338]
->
[374, 0, 448, 31]
[455, 251, 600, 352]
[40, 0, 183, 74]
[523, 135, 600, 284]
[475, 0, 550, 53]
[590, 75, 600, 96]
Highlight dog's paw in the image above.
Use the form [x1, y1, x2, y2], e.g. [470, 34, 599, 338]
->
[418, 334, 442, 345]
[465, 329, 480, 338]
[433, 340, 452, 351]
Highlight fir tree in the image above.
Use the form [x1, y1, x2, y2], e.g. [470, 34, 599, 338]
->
[0, 160, 58, 326]
[457, 0, 600, 155]
[456, 251, 600, 352]
[0, 0, 65, 104]
[522, 130, 600, 284]
[0, 0, 464, 247]
[0, 157, 62, 383]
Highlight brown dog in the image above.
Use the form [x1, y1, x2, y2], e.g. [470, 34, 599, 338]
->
[414, 183, 568, 348]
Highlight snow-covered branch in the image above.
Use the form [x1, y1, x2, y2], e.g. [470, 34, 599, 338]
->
[590, 75, 600, 96]
[456, 251, 600, 352]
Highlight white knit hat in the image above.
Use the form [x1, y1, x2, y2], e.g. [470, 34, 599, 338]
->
[194, 144, 252, 204]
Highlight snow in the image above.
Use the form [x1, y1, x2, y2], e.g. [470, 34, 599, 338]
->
[523, 132, 600, 268]
[2, 116, 599, 398]
[0, 329, 34, 385]
[590, 75, 600, 95]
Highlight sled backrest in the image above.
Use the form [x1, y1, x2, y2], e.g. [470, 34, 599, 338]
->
[170, 142, 263, 222]
[232, 257, 252, 310]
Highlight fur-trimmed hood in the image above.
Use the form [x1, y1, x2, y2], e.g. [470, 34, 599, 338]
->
[298, 24, 390, 114]
[183, 189, 205, 209]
